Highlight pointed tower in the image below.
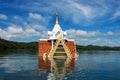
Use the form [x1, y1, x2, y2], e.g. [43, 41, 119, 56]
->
[55, 10, 59, 24]
[48, 11, 67, 39]
[39, 11, 77, 59]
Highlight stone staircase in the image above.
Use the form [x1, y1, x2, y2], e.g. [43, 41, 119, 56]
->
[49, 35, 71, 58]
[53, 44, 67, 58]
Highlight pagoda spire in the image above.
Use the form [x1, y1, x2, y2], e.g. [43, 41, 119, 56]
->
[56, 10, 59, 24]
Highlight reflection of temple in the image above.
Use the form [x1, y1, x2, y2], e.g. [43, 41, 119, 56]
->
[38, 56, 76, 80]
[38, 11, 77, 58]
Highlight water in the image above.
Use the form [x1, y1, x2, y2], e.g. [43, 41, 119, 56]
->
[0, 50, 120, 80]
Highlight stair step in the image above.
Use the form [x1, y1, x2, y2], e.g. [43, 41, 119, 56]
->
[57, 47, 64, 49]
[53, 56, 67, 59]
[54, 53, 67, 56]
[55, 52, 66, 53]
[56, 49, 65, 51]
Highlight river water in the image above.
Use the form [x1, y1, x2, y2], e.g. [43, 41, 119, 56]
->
[0, 50, 120, 80]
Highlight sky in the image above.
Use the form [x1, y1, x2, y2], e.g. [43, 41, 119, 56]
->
[0, 0, 120, 46]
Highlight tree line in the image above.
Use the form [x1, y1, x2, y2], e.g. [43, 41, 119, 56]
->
[0, 38, 38, 50]
[0, 38, 120, 51]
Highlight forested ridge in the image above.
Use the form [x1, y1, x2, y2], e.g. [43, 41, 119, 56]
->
[0, 38, 120, 51]
[0, 38, 38, 50]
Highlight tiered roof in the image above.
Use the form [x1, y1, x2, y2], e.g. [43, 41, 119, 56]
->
[48, 11, 67, 39]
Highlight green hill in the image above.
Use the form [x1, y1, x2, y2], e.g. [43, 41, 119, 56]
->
[76, 45, 120, 51]
[0, 38, 38, 50]
[0, 38, 120, 51]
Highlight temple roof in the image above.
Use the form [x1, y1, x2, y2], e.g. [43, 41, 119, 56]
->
[52, 11, 62, 33]
[47, 11, 67, 39]
[52, 24, 62, 34]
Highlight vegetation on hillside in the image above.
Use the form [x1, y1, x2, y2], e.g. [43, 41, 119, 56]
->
[0, 38, 38, 50]
[0, 38, 120, 51]
[76, 45, 120, 51]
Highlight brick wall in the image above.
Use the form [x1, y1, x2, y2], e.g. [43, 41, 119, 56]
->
[38, 40, 77, 58]
[66, 41, 77, 58]
[38, 40, 51, 57]
[38, 57, 51, 72]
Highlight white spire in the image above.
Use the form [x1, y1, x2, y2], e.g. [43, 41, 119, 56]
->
[48, 11, 67, 39]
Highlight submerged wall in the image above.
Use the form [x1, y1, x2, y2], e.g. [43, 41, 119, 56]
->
[38, 40, 51, 57]
[38, 40, 76, 58]
[66, 41, 76, 58]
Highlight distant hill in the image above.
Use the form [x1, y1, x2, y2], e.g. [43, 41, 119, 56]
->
[0, 38, 38, 50]
[0, 38, 120, 51]
[76, 45, 120, 51]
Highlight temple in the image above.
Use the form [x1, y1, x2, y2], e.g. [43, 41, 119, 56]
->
[38, 11, 77, 59]
[38, 57, 76, 80]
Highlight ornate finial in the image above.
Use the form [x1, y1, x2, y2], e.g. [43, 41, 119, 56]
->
[56, 10, 59, 24]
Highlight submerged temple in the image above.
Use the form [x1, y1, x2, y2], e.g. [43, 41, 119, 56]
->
[38, 57, 76, 80]
[38, 11, 77, 59]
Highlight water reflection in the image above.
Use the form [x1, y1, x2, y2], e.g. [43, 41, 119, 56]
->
[0, 50, 120, 80]
[38, 57, 76, 80]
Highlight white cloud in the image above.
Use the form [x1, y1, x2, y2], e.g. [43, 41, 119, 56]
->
[7, 25, 23, 34]
[23, 23, 48, 38]
[0, 13, 8, 20]
[68, 0, 93, 18]
[66, 29, 119, 39]
[29, 13, 45, 21]
[69, 0, 110, 24]
[25, 28, 40, 37]
[15, 0, 111, 25]
[50, 0, 110, 24]
[65, 29, 120, 46]
[76, 38, 120, 47]
[5, 0, 119, 25]
[24, 23, 46, 31]
[1, 25, 120, 46]
[0, 24, 47, 40]
[111, 10, 120, 19]
[66, 29, 101, 38]
[107, 31, 114, 36]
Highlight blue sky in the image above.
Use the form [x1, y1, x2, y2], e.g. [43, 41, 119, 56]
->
[0, 0, 120, 46]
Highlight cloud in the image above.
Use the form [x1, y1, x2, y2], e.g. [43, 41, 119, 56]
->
[107, 31, 114, 36]
[29, 13, 45, 21]
[24, 23, 46, 31]
[23, 23, 48, 38]
[45, 0, 111, 25]
[77, 38, 120, 47]
[0, 13, 8, 20]
[0, 13, 48, 42]
[0, 24, 47, 41]
[0, 0, 120, 46]
[66, 29, 101, 38]
[2, 0, 119, 25]
[0, 25, 120, 46]
[111, 10, 120, 19]
[7, 25, 23, 34]
[8, 0, 107, 24]
[66, 29, 120, 38]
[65, 29, 120, 46]
[68, 0, 93, 18]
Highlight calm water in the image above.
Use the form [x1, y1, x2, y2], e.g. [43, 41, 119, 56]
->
[0, 50, 120, 80]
